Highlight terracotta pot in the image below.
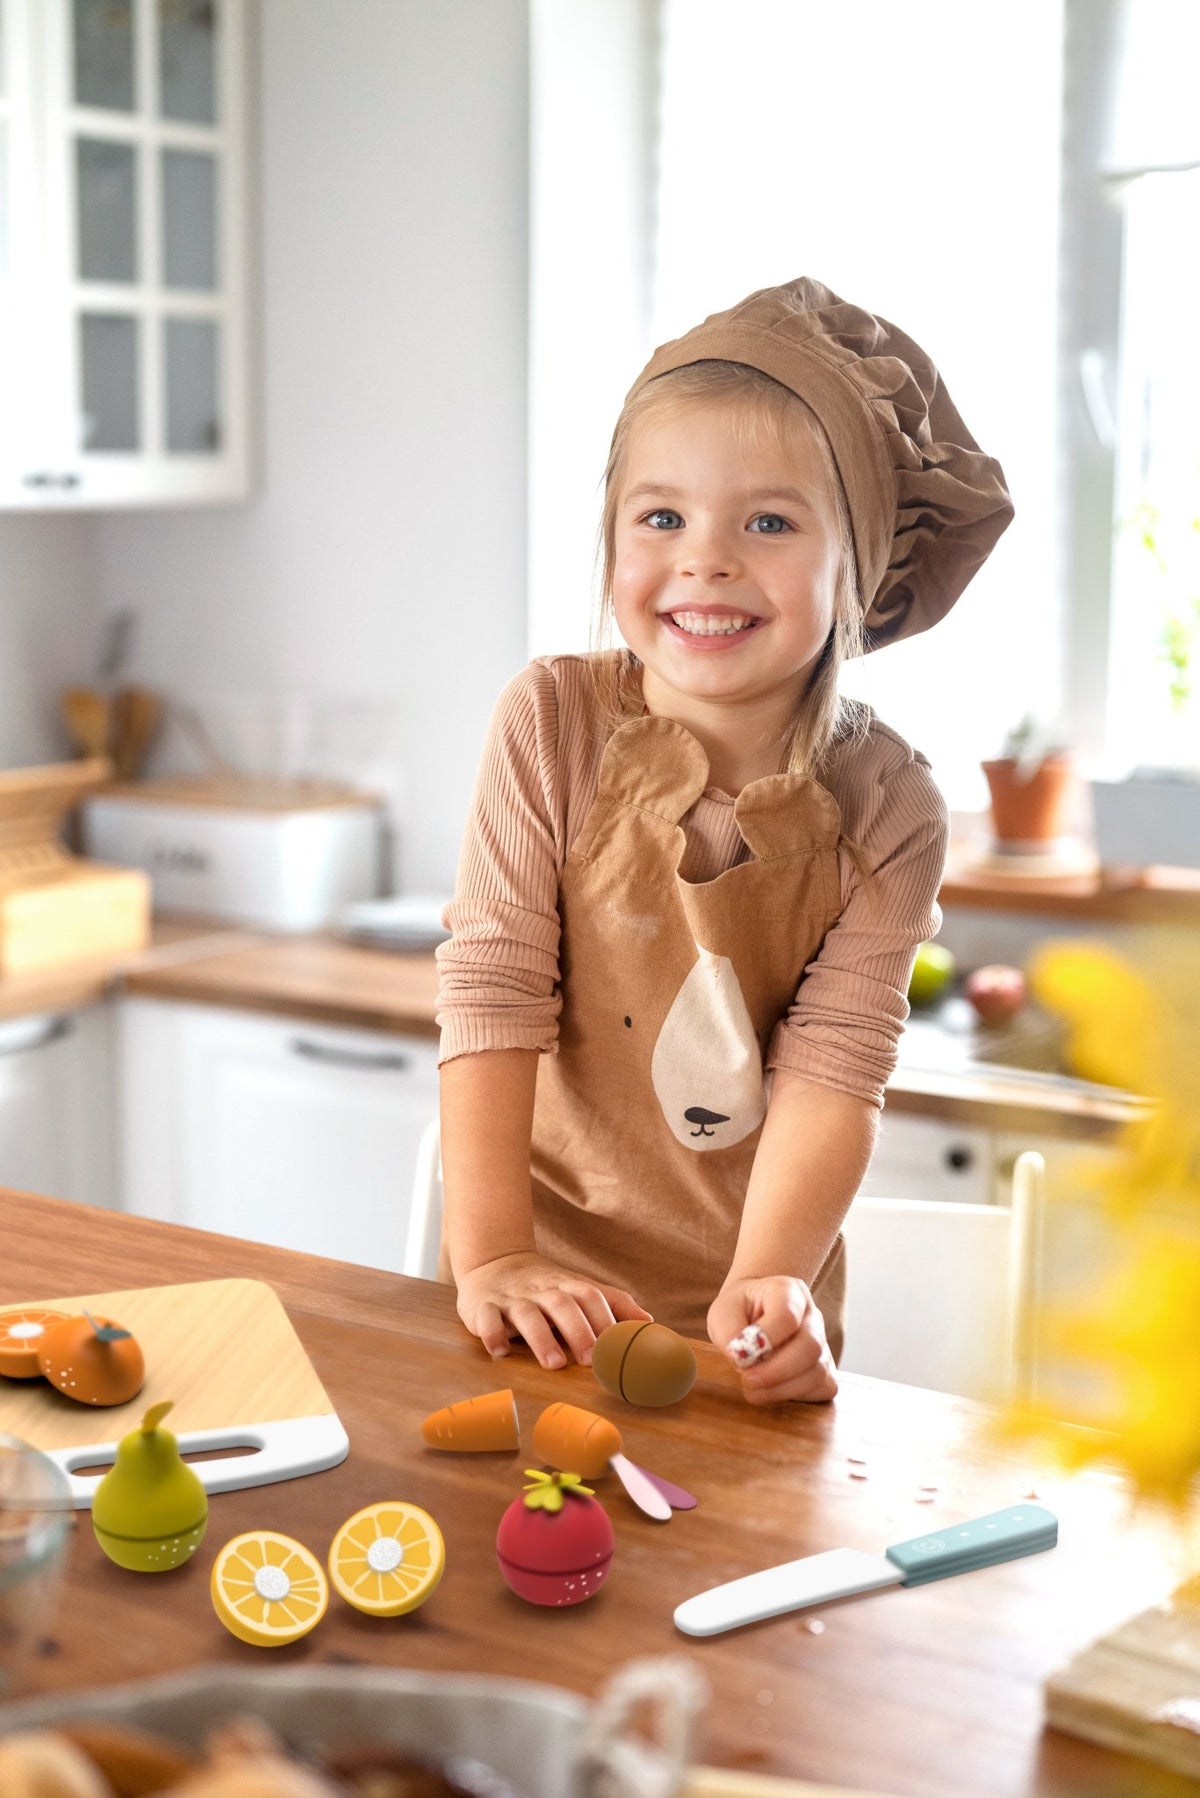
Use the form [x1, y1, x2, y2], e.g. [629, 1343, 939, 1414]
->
[981, 755, 1074, 847]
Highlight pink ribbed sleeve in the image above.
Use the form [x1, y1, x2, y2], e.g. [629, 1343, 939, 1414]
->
[766, 732, 949, 1105]
[435, 664, 566, 1060]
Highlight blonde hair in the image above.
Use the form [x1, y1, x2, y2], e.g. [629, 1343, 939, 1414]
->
[591, 360, 869, 778]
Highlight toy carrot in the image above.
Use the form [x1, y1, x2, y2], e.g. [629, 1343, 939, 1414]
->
[531, 1402, 623, 1480]
[421, 1388, 520, 1451]
[531, 1402, 676, 1520]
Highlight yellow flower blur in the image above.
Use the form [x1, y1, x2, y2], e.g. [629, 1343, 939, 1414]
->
[1009, 935, 1200, 1509]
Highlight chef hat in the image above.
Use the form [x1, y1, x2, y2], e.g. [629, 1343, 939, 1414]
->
[626, 277, 1014, 649]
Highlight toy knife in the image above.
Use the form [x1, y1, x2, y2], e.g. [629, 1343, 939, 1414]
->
[674, 1503, 1058, 1636]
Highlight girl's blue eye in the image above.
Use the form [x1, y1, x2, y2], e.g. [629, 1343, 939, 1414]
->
[749, 514, 790, 534]
[644, 509, 683, 529]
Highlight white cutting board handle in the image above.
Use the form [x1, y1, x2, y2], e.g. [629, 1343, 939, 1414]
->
[49, 1414, 349, 1509]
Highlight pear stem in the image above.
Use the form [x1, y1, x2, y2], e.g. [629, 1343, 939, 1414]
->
[141, 1400, 175, 1434]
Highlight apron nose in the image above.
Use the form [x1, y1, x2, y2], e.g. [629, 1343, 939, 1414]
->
[684, 1106, 731, 1138]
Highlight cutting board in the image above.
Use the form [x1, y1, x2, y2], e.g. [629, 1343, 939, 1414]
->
[0, 1279, 348, 1508]
[1045, 1577, 1200, 1781]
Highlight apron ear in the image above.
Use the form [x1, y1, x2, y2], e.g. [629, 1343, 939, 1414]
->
[734, 774, 842, 861]
[597, 717, 711, 820]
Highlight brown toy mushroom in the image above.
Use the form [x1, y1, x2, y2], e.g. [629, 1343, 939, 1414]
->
[591, 1319, 696, 1407]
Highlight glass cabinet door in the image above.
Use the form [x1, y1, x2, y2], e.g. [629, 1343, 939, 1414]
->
[0, 1, 48, 493]
[16, 0, 247, 504]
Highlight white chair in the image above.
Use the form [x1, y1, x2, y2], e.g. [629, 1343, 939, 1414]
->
[840, 1150, 1045, 1404]
[404, 1116, 444, 1279]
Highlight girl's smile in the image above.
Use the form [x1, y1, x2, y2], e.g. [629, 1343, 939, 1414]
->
[611, 398, 842, 746]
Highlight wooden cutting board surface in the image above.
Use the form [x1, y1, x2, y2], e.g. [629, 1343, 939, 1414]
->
[0, 1279, 346, 1502]
[1044, 1577, 1200, 1783]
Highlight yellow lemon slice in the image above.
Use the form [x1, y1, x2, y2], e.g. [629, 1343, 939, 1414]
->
[328, 1501, 445, 1618]
[210, 1530, 329, 1647]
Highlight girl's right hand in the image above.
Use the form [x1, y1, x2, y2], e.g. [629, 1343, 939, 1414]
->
[455, 1252, 652, 1370]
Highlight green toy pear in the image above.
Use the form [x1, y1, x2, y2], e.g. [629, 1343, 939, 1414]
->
[92, 1399, 208, 1572]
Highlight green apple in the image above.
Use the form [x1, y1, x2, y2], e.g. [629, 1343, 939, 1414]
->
[908, 941, 956, 1006]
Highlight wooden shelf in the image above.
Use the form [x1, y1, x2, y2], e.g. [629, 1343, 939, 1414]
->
[941, 844, 1200, 922]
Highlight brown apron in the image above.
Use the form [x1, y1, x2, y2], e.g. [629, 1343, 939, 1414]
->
[529, 714, 848, 1358]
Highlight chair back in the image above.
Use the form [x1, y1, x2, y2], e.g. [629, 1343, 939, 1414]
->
[840, 1151, 1044, 1403]
[404, 1116, 444, 1280]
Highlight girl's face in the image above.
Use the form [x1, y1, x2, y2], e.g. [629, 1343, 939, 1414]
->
[611, 398, 843, 727]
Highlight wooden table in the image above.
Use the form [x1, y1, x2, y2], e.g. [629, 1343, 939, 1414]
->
[0, 1190, 1193, 1798]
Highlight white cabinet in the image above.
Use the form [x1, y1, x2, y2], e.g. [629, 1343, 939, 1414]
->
[0, 0, 250, 508]
[117, 997, 439, 1270]
[0, 1004, 116, 1209]
[860, 1111, 994, 1206]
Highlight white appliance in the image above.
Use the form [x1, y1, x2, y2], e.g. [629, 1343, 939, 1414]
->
[82, 776, 384, 930]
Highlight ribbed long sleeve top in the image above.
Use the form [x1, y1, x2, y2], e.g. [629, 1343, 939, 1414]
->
[436, 655, 948, 1107]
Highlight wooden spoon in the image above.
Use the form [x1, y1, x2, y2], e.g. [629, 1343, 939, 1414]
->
[60, 686, 111, 758]
[110, 686, 163, 779]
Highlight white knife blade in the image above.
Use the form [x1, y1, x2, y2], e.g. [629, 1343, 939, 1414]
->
[609, 1450, 671, 1521]
[674, 1503, 1059, 1636]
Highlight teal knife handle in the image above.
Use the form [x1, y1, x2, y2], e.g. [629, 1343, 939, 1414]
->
[885, 1503, 1058, 1587]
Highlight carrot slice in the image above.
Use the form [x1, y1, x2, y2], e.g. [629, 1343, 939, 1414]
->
[531, 1402, 623, 1479]
[421, 1388, 520, 1451]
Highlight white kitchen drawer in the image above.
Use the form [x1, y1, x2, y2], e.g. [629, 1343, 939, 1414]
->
[118, 997, 438, 1270]
[0, 1003, 116, 1210]
[860, 1112, 993, 1206]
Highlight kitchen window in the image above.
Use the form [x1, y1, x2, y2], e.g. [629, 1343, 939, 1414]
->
[528, 0, 1198, 805]
[1106, 168, 1200, 772]
[1099, 0, 1200, 774]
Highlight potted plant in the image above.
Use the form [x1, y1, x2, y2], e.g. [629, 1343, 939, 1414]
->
[981, 715, 1075, 852]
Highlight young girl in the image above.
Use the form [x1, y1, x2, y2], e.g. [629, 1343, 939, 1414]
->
[435, 278, 1012, 1405]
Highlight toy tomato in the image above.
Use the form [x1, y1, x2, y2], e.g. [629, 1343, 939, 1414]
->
[496, 1470, 614, 1607]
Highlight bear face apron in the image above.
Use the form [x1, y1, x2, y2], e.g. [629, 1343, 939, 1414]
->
[529, 713, 849, 1357]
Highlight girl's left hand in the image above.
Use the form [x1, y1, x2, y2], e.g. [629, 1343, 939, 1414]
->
[707, 1275, 838, 1405]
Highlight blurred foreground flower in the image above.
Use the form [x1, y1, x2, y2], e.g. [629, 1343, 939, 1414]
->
[998, 934, 1200, 1512]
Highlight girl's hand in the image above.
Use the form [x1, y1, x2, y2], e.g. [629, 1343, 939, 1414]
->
[708, 1275, 838, 1405]
[455, 1251, 652, 1371]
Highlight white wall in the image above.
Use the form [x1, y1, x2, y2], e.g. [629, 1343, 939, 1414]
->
[0, 517, 98, 766]
[89, 0, 530, 892]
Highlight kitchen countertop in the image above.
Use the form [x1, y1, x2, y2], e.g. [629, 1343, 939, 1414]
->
[941, 842, 1200, 921]
[1, 1186, 1194, 1798]
[0, 915, 1144, 1141]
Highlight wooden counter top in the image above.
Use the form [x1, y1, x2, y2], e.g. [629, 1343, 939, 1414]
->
[0, 915, 1145, 1140]
[0, 915, 253, 1023]
[942, 843, 1200, 922]
[1, 1188, 1195, 1798]
[121, 930, 441, 1038]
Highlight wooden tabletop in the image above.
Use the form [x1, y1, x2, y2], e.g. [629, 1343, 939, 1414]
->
[0, 1190, 1193, 1798]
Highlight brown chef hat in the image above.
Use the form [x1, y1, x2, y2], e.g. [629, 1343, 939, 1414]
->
[626, 277, 1014, 650]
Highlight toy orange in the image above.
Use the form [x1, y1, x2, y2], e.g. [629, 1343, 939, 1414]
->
[0, 1308, 72, 1380]
[211, 1531, 328, 1647]
[328, 1501, 445, 1617]
[421, 1389, 519, 1451]
[37, 1311, 145, 1407]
